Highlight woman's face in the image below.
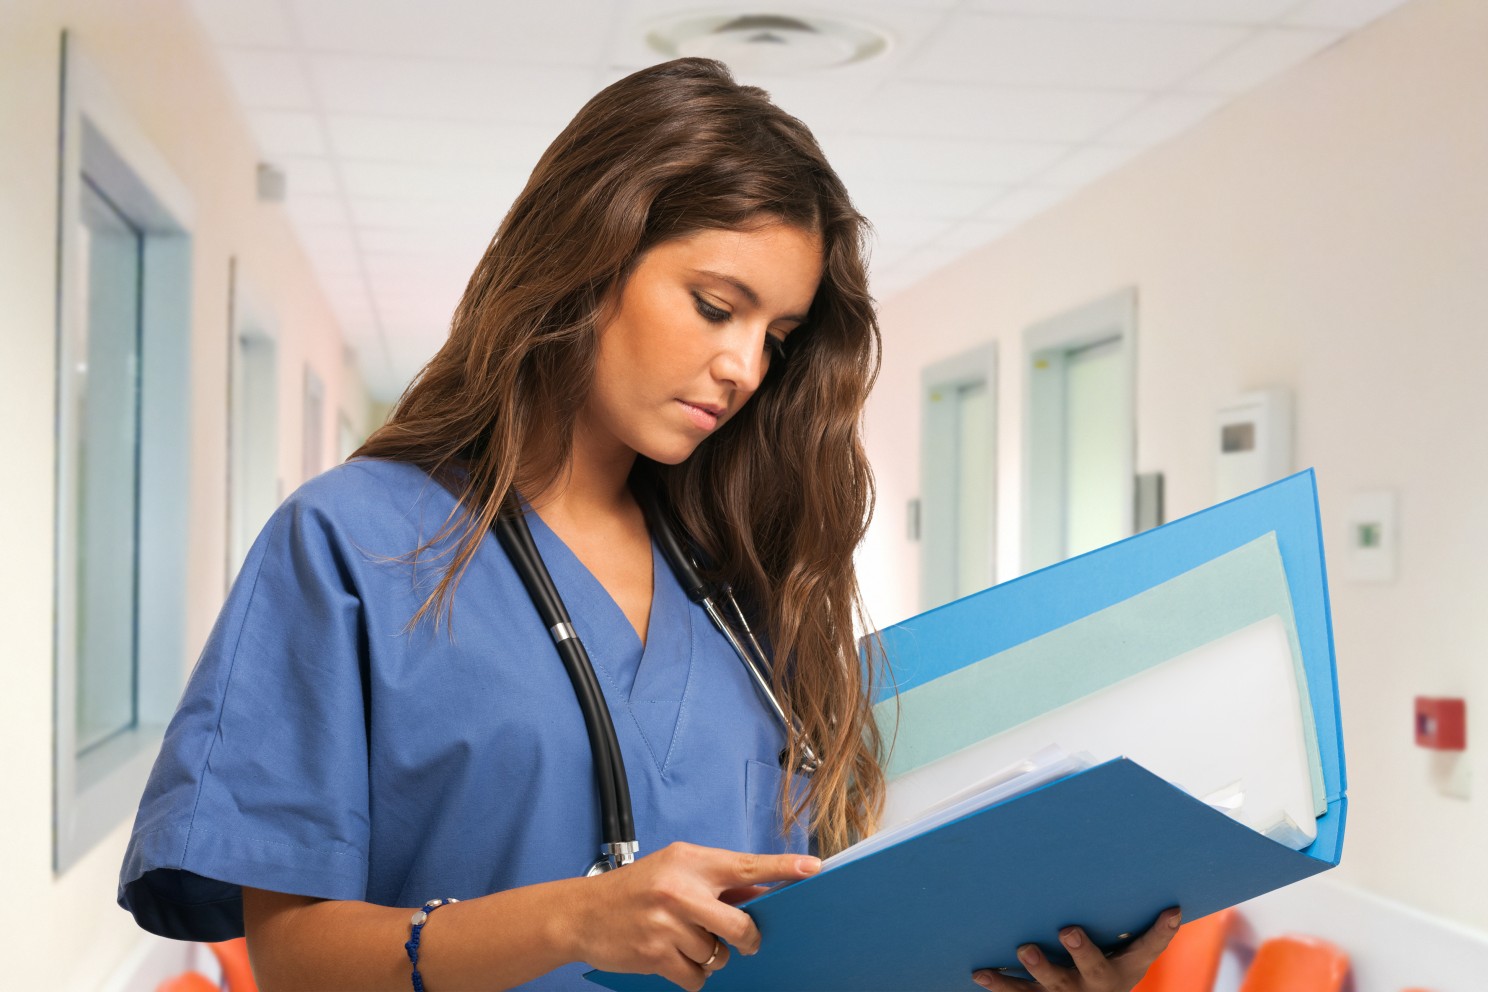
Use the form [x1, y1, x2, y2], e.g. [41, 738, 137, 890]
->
[583, 220, 824, 466]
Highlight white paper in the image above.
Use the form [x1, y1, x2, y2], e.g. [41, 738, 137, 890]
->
[877, 616, 1317, 850]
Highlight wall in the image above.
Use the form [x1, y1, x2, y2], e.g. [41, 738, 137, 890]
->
[0, 0, 371, 987]
[862, 0, 1488, 940]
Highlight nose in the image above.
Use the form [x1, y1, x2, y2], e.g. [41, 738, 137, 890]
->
[712, 322, 769, 395]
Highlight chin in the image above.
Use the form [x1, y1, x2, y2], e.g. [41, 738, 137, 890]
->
[635, 434, 706, 466]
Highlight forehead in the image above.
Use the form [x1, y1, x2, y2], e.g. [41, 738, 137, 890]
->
[641, 222, 824, 312]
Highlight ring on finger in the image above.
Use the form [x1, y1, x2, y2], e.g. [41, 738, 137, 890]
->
[700, 938, 723, 970]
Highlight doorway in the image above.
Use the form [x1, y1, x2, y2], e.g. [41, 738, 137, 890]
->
[1022, 288, 1137, 573]
[920, 344, 997, 610]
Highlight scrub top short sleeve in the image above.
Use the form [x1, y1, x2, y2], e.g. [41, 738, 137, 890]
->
[119, 474, 376, 940]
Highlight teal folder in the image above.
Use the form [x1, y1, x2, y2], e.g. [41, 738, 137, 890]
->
[588, 470, 1347, 991]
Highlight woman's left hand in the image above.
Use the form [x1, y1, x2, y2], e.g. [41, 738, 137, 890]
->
[972, 908, 1181, 991]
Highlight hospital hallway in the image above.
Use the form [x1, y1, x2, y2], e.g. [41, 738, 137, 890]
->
[2, 0, 1487, 988]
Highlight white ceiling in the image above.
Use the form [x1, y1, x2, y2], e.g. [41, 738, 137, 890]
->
[188, 0, 1412, 400]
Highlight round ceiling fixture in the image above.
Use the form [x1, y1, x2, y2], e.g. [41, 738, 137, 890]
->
[646, 12, 891, 74]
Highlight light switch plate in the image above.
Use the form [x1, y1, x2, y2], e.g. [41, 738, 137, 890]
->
[1343, 490, 1397, 582]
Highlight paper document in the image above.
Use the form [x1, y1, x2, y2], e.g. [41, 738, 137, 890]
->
[826, 747, 1093, 871]
[877, 534, 1324, 817]
[880, 616, 1317, 848]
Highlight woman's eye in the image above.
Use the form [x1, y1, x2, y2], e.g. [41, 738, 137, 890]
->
[692, 293, 730, 323]
[764, 335, 787, 361]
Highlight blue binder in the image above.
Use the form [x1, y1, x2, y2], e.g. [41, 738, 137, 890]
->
[588, 470, 1347, 991]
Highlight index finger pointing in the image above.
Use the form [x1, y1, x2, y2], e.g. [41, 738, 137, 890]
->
[724, 852, 822, 887]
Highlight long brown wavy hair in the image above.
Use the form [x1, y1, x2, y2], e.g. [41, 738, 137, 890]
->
[354, 57, 885, 855]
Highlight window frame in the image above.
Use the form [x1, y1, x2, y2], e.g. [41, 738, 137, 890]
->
[53, 33, 195, 873]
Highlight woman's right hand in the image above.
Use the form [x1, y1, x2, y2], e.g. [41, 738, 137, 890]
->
[563, 842, 821, 991]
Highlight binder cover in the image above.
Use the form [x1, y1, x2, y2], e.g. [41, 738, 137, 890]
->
[587, 470, 1346, 991]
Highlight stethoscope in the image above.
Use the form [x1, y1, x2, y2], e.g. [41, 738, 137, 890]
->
[492, 478, 819, 877]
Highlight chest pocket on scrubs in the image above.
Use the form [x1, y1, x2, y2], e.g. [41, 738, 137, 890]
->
[744, 758, 811, 855]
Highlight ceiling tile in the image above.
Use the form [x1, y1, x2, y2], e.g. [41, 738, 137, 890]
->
[357, 226, 493, 258]
[900, 242, 974, 274]
[340, 161, 528, 203]
[284, 193, 350, 226]
[854, 81, 1147, 143]
[363, 253, 467, 281]
[1180, 27, 1345, 93]
[1097, 92, 1227, 145]
[278, 157, 341, 197]
[850, 180, 1007, 221]
[188, 0, 295, 47]
[309, 54, 597, 123]
[961, 0, 1299, 23]
[933, 219, 1016, 253]
[1280, 0, 1413, 30]
[902, 15, 1250, 90]
[865, 213, 961, 257]
[220, 50, 314, 110]
[326, 115, 554, 168]
[1035, 144, 1144, 186]
[738, 73, 884, 132]
[297, 226, 357, 264]
[349, 196, 513, 231]
[247, 110, 327, 157]
[818, 132, 1071, 187]
[289, 0, 612, 64]
[979, 185, 1074, 223]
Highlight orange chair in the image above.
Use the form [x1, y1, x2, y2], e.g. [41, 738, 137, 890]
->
[1133, 908, 1235, 992]
[156, 973, 218, 992]
[1238, 934, 1350, 992]
[208, 938, 260, 992]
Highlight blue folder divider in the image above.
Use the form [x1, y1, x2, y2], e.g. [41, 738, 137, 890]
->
[589, 470, 1346, 991]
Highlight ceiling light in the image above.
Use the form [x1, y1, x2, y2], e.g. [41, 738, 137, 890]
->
[647, 11, 891, 74]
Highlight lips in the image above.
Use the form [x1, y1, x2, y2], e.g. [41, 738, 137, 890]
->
[678, 399, 724, 431]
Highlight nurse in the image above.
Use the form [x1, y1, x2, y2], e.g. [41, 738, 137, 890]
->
[119, 58, 1178, 991]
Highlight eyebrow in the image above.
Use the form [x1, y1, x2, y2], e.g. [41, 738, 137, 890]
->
[693, 269, 811, 325]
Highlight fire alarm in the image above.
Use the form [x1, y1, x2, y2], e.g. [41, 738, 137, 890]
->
[1415, 697, 1466, 751]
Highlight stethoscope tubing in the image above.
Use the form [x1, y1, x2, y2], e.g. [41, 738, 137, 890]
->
[633, 484, 820, 774]
[493, 510, 636, 859]
[495, 483, 817, 875]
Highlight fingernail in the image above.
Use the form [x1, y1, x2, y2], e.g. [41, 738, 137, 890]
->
[1167, 909, 1183, 929]
[972, 972, 995, 989]
[1059, 927, 1083, 949]
[796, 856, 821, 874]
[1017, 944, 1041, 966]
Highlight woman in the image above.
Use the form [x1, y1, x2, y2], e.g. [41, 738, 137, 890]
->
[119, 58, 1176, 991]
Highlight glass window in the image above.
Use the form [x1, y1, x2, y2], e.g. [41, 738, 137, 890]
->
[72, 178, 144, 755]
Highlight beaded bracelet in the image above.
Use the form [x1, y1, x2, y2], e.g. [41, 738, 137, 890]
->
[405, 897, 459, 992]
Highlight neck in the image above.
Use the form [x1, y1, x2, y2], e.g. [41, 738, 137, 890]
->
[522, 419, 637, 525]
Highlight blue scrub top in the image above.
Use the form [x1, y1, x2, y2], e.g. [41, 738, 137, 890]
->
[119, 458, 809, 989]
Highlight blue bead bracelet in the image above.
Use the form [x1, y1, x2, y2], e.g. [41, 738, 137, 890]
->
[405, 897, 459, 992]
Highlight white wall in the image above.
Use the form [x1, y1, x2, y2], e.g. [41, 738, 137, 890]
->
[0, 1, 372, 988]
[862, 0, 1488, 943]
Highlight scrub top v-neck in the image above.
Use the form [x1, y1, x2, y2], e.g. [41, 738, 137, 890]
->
[118, 458, 809, 991]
